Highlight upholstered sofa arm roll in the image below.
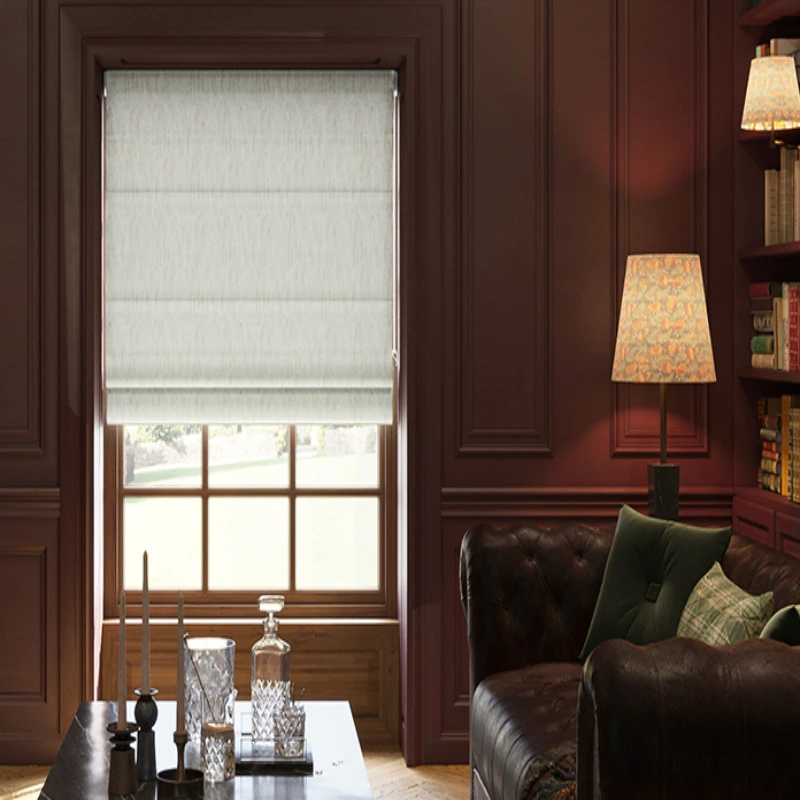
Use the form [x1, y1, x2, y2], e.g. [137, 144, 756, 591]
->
[577, 638, 800, 800]
[459, 521, 613, 696]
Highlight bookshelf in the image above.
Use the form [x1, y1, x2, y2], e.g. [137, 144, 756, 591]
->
[740, 0, 800, 28]
[734, 1, 800, 552]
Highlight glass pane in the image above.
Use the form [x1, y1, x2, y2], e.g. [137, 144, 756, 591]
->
[208, 498, 290, 590]
[123, 497, 202, 590]
[295, 425, 378, 488]
[295, 498, 379, 590]
[123, 425, 202, 488]
[208, 425, 289, 488]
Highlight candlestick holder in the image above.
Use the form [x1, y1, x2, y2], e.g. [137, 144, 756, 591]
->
[107, 721, 139, 799]
[134, 688, 159, 782]
[156, 731, 204, 798]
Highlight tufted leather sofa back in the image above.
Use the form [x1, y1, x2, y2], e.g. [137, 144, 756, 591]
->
[460, 523, 800, 700]
[722, 533, 800, 611]
[459, 521, 615, 697]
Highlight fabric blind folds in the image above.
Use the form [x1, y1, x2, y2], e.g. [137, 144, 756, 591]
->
[104, 70, 396, 424]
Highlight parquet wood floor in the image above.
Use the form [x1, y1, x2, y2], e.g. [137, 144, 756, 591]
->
[0, 748, 469, 799]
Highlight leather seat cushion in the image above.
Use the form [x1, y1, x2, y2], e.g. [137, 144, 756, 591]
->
[471, 662, 581, 800]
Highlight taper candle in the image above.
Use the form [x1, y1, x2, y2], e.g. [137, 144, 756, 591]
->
[176, 593, 185, 734]
[118, 592, 127, 730]
[142, 551, 150, 692]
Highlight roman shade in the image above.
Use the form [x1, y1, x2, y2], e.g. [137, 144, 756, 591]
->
[104, 70, 396, 424]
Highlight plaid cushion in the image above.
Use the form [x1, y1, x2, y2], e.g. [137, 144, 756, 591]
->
[677, 562, 774, 646]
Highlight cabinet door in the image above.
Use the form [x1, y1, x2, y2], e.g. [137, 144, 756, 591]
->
[732, 496, 776, 548]
[777, 511, 800, 560]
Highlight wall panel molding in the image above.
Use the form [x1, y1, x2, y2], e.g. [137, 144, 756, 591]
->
[441, 485, 734, 524]
[0, 0, 43, 455]
[455, 0, 551, 455]
[0, 516, 60, 755]
[100, 619, 400, 746]
[610, 0, 711, 457]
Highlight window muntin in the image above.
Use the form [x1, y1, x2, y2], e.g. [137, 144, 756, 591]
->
[108, 423, 393, 617]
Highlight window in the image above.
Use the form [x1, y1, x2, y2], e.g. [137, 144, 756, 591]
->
[104, 423, 395, 617]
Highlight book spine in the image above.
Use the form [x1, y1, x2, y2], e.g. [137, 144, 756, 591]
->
[764, 413, 782, 429]
[784, 283, 792, 369]
[792, 284, 799, 371]
[751, 335, 775, 354]
[751, 353, 777, 369]
[763, 440, 780, 453]
[749, 282, 782, 298]
[762, 457, 781, 474]
[754, 311, 774, 333]
[774, 299, 783, 369]
[766, 170, 780, 246]
[762, 448, 780, 461]
[783, 394, 791, 497]
[761, 427, 781, 442]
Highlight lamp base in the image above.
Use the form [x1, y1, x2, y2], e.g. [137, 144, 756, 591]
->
[648, 463, 680, 521]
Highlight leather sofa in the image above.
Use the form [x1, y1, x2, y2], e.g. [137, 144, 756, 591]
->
[460, 521, 800, 800]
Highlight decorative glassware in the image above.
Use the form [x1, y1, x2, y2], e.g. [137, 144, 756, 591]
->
[184, 637, 236, 743]
[274, 700, 306, 758]
[251, 595, 291, 744]
[201, 689, 237, 782]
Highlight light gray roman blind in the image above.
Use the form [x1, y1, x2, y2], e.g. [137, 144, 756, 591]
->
[104, 70, 396, 424]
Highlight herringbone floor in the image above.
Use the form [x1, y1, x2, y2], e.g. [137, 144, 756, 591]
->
[0, 748, 470, 799]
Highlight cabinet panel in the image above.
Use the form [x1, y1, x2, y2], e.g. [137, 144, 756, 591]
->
[777, 511, 800, 560]
[732, 495, 776, 547]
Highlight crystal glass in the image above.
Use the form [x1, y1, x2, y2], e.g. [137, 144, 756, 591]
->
[274, 702, 306, 758]
[184, 637, 236, 743]
[251, 595, 291, 744]
[201, 689, 237, 782]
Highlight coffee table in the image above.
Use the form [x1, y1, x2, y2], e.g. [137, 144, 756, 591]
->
[40, 700, 373, 799]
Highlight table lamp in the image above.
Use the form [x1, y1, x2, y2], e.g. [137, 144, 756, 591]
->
[612, 254, 716, 520]
[741, 55, 800, 146]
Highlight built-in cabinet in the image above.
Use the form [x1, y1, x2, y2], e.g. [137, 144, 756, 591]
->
[734, 0, 800, 547]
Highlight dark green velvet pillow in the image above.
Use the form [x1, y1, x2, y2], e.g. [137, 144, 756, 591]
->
[579, 505, 732, 661]
[760, 604, 800, 645]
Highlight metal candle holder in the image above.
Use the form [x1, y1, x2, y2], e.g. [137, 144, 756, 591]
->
[134, 688, 159, 782]
[156, 730, 204, 798]
[107, 721, 139, 799]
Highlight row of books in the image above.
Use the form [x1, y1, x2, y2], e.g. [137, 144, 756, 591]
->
[749, 281, 800, 370]
[764, 148, 800, 246]
[758, 395, 800, 503]
[758, 40, 800, 246]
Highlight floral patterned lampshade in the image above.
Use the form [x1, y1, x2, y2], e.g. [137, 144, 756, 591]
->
[612, 254, 716, 384]
[741, 56, 800, 131]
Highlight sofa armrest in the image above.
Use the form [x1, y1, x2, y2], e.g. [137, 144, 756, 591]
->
[459, 521, 612, 697]
[577, 638, 800, 800]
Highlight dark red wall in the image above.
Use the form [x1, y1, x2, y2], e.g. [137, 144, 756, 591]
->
[0, 0, 737, 766]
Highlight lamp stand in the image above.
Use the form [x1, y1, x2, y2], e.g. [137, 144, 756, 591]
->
[648, 383, 679, 521]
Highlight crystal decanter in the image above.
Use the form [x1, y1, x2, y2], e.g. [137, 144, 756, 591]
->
[251, 595, 291, 745]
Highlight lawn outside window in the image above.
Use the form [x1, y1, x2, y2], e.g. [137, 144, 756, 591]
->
[103, 423, 396, 619]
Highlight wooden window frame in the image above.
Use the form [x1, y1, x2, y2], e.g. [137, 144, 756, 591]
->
[103, 424, 397, 619]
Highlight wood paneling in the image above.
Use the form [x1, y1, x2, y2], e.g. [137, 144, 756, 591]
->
[0, 0, 741, 769]
[456, 0, 550, 454]
[99, 620, 400, 746]
[0, 513, 61, 761]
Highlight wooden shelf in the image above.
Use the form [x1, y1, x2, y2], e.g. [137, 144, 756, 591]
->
[735, 485, 800, 513]
[740, 0, 800, 27]
[739, 367, 800, 382]
[739, 241, 800, 261]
